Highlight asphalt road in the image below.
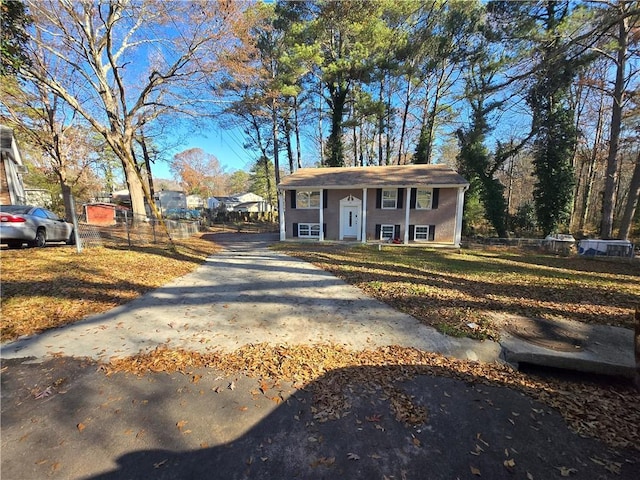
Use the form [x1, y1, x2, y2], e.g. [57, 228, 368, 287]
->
[2, 356, 637, 480]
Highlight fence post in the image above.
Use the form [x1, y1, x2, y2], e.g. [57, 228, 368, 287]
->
[70, 195, 82, 253]
[125, 211, 131, 247]
[152, 217, 157, 244]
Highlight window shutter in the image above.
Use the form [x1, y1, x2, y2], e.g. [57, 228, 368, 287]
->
[291, 190, 297, 209]
[293, 223, 298, 237]
[409, 224, 415, 239]
[428, 224, 435, 241]
[323, 190, 328, 209]
[376, 189, 382, 209]
[432, 188, 439, 209]
[397, 188, 404, 209]
[394, 224, 401, 238]
[410, 188, 417, 209]
[375, 224, 381, 239]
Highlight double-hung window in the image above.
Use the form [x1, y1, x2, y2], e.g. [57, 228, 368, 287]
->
[296, 191, 320, 209]
[380, 224, 395, 240]
[414, 225, 430, 241]
[298, 223, 320, 238]
[415, 189, 433, 209]
[381, 189, 397, 209]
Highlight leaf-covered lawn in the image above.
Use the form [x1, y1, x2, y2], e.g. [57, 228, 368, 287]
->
[273, 243, 640, 339]
[0, 234, 220, 341]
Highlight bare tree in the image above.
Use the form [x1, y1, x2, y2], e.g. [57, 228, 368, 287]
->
[19, 0, 247, 223]
[598, 1, 640, 238]
[1, 75, 98, 220]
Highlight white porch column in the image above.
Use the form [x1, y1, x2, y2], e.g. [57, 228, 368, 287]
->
[403, 187, 411, 245]
[278, 190, 286, 241]
[361, 188, 367, 243]
[454, 186, 468, 247]
[319, 188, 324, 241]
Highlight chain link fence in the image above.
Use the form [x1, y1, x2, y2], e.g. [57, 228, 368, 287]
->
[75, 211, 199, 249]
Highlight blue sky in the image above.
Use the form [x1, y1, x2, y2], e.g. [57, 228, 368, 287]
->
[152, 126, 258, 180]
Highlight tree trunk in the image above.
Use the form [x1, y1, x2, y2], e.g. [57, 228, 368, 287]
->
[60, 181, 74, 223]
[293, 97, 302, 170]
[601, 14, 628, 238]
[578, 95, 606, 233]
[385, 87, 392, 165]
[358, 123, 364, 167]
[325, 84, 348, 167]
[318, 81, 324, 164]
[424, 68, 447, 165]
[271, 98, 281, 185]
[377, 79, 384, 166]
[396, 74, 413, 165]
[352, 99, 358, 166]
[139, 135, 155, 200]
[122, 159, 148, 223]
[635, 305, 640, 391]
[283, 111, 295, 174]
[618, 152, 640, 240]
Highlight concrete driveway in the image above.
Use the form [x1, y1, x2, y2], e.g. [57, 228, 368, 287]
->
[1, 232, 501, 363]
[2, 233, 637, 480]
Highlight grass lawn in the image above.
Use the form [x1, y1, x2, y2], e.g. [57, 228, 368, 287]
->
[0, 233, 221, 341]
[273, 243, 639, 340]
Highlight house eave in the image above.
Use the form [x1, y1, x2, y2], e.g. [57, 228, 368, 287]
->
[278, 183, 469, 191]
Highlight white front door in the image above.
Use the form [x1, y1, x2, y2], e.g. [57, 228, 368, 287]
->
[342, 205, 360, 238]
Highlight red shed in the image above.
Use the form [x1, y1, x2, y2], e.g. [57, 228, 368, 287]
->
[84, 203, 128, 226]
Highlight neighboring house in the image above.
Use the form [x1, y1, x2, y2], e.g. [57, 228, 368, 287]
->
[206, 197, 221, 210]
[277, 164, 469, 246]
[216, 192, 272, 213]
[84, 202, 129, 226]
[0, 125, 27, 205]
[154, 189, 187, 214]
[186, 194, 205, 210]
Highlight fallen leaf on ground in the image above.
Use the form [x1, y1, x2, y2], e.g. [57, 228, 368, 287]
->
[556, 466, 577, 476]
[347, 453, 360, 461]
[34, 386, 53, 399]
[470, 465, 481, 476]
[76, 423, 86, 432]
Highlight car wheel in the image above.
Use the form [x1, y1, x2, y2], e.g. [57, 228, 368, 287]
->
[31, 229, 46, 248]
[7, 241, 22, 249]
[66, 230, 76, 245]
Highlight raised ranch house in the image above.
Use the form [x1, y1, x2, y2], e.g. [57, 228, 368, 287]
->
[277, 164, 469, 246]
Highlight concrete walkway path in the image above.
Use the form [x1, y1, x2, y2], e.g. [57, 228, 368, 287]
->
[1, 233, 500, 363]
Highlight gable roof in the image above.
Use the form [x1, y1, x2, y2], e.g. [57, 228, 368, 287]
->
[278, 164, 469, 190]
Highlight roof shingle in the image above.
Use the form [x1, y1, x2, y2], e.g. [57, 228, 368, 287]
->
[278, 164, 469, 189]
